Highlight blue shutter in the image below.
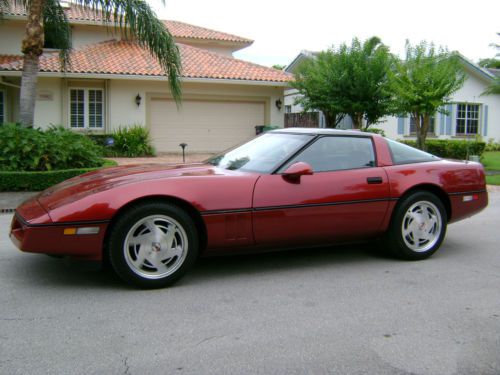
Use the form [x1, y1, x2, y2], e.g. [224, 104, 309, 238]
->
[483, 105, 489, 137]
[397, 117, 405, 135]
[445, 104, 453, 135]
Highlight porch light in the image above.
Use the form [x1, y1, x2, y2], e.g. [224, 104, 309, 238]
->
[275, 98, 282, 110]
[135, 93, 142, 107]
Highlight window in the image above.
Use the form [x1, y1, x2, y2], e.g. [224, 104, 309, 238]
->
[456, 103, 479, 135]
[69, 88, 104, 129]
[409, 115, 435, 134]
[281, 136, 375, 173]
[284, 105, 292, 114]
[206, 132, 312, 173]
[0, 90, 5, 124]
[386, 139, 439, 165]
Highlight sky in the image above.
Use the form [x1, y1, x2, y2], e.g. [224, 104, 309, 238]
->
[150, 0, 500, 68]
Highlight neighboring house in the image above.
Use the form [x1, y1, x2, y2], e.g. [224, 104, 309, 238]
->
[0, 2, 292, 152]
[284, 51, 500, 142]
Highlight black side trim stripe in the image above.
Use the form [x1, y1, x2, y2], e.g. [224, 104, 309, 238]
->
[16, 212, 110, 228]
[448, 189, 487, 196]
[200, 197, 398, 216]
[201, 208, 253, 215]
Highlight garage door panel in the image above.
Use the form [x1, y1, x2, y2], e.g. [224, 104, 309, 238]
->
[149, 99, 265, 153]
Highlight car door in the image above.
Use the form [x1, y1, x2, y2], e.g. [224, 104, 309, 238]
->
[252, 135, 391, 247]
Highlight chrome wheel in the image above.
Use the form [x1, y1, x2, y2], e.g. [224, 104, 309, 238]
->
[401, 201, 442, 253]
[124, 215, 188, 280]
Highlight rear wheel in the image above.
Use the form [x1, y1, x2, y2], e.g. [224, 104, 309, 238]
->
[107, 201, 199, 288]
[384, 191, 447, 260]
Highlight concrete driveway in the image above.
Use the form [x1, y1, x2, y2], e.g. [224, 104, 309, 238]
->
[0, 193, 499, 375]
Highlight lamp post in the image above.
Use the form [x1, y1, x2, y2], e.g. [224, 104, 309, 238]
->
[179, 143, 187, 163]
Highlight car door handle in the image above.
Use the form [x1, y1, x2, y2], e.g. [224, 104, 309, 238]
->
[367, 177, 383, 184]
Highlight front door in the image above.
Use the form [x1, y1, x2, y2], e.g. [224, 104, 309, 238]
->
[252, 135, 390, 247]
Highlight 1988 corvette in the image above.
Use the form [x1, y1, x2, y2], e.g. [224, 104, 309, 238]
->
[10, 128, 488, 288]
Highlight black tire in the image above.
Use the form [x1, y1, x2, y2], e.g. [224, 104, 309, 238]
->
[384, 191, 447, 260]
[107, 201, 199, 289]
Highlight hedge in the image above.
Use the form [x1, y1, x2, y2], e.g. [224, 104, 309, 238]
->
[399, 139, 486, 160]
[0, 160, 118, 192]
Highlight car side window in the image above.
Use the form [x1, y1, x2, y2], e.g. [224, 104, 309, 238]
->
[281, 136, 376, 173]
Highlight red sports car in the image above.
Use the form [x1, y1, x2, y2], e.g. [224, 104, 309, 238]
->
[10, 128, 488, 288]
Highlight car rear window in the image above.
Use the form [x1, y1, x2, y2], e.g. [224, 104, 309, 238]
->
[386, 139, 440, 165]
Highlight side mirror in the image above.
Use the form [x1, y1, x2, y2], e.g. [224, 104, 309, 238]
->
[281, 162, 313, 182]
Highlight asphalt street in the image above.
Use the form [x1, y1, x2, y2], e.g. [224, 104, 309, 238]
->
[1, 193, 499, 375]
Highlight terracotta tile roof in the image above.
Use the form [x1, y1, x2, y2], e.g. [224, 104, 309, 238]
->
[0, 55, 22, 65]
[1, 3, 252, 44]
[163, 20, 252, 44]
[0, 40, 293, 83]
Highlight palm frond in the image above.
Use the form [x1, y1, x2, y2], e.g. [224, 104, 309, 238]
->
[42, 0, 72, 71]
[72, 0, 182, 102]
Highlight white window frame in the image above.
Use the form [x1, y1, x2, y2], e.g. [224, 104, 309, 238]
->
[68, 87, 105, 130]
[455, 103, 480, 136]
[0, 89, 6, 124]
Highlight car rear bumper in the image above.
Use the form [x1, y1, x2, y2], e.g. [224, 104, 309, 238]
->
[448, 190, 488, 223]
[10, 211, 108, 261]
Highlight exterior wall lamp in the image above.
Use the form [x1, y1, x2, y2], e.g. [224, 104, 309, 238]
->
[275, 98, 282, 110]
[135, 93, 142, 107]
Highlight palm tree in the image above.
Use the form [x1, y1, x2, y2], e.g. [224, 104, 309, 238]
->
[0, 0, 182, 126]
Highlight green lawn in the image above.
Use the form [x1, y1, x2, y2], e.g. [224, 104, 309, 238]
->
[482, 151, 500, 170]
[486, 175, 500, 186]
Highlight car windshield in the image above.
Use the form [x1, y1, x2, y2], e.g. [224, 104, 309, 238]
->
[206, 132, 313, 173]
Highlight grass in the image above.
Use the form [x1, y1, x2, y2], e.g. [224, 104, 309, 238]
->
[482, 151, 500, 170]
[486, 175, 500, 186]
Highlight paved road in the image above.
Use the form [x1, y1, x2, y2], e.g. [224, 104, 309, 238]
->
[1, 193, 499, 375]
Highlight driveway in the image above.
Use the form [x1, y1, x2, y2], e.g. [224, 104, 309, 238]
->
[0, 193, 499, 375]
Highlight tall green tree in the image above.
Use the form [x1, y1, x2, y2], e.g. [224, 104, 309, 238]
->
[388, 41, 465, 150]
[0, 0, 182, 126]
[482, 33, 500, 95]
[292, 37, 394, 129]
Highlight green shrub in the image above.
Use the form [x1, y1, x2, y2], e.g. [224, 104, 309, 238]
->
[364, 127, 386, 137]
[94, 125, 155, 157]
[0, 124, 104, 171]
[0, 159, 118, 191]
[400, 139, 486, 159]
[1, 168, 96, 191]
[485, 139, 500, 152]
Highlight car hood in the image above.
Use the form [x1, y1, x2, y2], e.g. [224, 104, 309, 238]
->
[37, 163, 233, 211]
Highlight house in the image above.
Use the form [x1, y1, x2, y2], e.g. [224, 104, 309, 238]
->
[0, 2, 292, 153]
[284, 51, 500, 142]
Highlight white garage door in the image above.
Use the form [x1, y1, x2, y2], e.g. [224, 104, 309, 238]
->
[149, 98, 265, 153]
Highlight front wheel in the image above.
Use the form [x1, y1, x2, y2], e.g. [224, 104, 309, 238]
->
[384, 192, 447, 260]
[107, 201, 199, 289]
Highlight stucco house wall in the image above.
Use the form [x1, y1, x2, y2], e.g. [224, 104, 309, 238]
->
[0, 4, 291, 152]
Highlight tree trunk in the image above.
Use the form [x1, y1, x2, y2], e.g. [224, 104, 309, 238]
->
[19, 0, 45, 127]
[415, 113, 429, 151]
[351, 113, 363, 129]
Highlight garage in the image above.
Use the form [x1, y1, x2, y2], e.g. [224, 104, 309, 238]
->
[149, 98, 266, 153]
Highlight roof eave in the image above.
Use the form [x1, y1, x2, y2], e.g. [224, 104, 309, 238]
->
[0, 70, 292, 86]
